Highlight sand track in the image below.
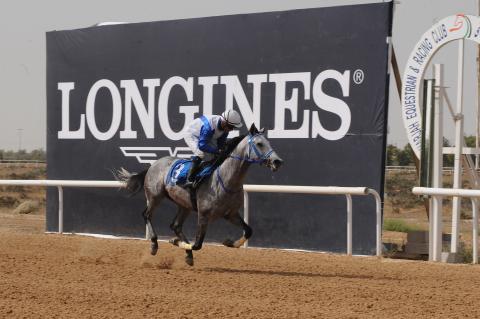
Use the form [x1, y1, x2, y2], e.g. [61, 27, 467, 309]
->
[1, 213, 480, 318]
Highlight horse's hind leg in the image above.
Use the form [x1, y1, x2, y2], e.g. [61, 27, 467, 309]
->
[143, 197, 161, 255]
[169, 206, 194, 266]
[169, 206, 190, 243]
[223, 211, 252, 248]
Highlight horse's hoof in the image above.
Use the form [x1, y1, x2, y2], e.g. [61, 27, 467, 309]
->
[223, 239, 235, 247]
[150, 242, 158, 256]
[185, 256, 194, 266]
[169, 238, 179, 246]
[191, 244, 202, 251]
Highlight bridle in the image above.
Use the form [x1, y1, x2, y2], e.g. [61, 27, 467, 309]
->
[229, 133, 274, 164]
[215, 133, 274, 194]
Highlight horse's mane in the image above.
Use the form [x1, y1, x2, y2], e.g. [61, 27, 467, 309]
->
[211, 133, 247, 168]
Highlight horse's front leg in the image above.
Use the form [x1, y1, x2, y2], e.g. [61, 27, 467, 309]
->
[223, 212, 252, 248]
[169, 212, 208, 251]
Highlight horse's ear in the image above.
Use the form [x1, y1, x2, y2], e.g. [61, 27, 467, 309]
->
[249, 123, 258, 135]
[259, 127, 265, 134]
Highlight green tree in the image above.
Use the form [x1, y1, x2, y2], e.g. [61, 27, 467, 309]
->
[386, 144, 400, 166]
[397, 144, 414, 166]
[29, 149, 46, 161]
[0, 149, 46, 161]
[465, 135, 476, 147]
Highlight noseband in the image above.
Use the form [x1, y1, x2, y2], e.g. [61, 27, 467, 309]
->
[230, 133, 274, 164]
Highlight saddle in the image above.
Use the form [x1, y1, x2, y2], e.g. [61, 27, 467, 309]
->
[164, 159, 216, 188]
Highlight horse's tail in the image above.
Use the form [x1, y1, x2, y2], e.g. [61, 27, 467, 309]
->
[113, 167, 148, 196]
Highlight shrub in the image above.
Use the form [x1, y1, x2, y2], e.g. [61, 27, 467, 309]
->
[383, 218, 421, 233]
[385, 172, 423, 209]
[0, 196, 20, 207]
[457, 243, 475, 263]
[13, 200, 39, 214]
[8, 167, 46, 180]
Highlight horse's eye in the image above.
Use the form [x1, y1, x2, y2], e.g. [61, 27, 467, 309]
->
[257, 142, 264, 147]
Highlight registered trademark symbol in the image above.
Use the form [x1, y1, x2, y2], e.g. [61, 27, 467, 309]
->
[353, 69, 364, 84]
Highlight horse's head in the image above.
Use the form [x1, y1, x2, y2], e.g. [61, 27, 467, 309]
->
[244, 123, 284, 172]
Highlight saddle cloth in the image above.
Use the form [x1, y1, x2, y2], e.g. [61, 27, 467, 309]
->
[164, 159, 216, 187]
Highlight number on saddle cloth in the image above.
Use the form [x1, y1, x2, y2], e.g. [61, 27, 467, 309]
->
[164, 159, 216, 187]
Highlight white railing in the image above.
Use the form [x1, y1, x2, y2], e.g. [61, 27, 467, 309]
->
[412, 187, 479, 264]
[0, 180, 123, 234]
[0, 180, 382, 256]
[243, 185, 382, 256]
[385, 165, 417, 172]
[385, 166, 455, 174]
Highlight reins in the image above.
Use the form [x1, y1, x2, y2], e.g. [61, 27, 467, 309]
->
[229, 133, 274, 164]
[215, 168, 240, 194]
[215, 133, 274, 194]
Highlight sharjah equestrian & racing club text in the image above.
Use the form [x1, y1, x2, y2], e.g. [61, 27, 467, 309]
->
[56, 69, 362, 142]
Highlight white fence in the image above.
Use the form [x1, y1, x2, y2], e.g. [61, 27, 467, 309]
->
[243, 185, 381, 256]
[0, 180, 382, 256]
[385, 166, 455, 174]
[0, 180, 123, 234]
[412, 187, 479, 264]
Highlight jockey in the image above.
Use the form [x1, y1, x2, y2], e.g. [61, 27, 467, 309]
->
[182, 110, 243, 188]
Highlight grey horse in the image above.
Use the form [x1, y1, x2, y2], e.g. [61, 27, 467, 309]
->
[118, 124, 283, 266]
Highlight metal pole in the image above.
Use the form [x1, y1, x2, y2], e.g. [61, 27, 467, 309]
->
[367, 189, 382, 257]
[476, 4, 480, 264]
[452, 39, 465, 253]
[346, 194, 352, 256]
[476, 0, 480, 169]
[58, 186, 63, 234]
[16, 128, 23, 151]
[472, 198, 478, 264]
[243, 191, 249, 248]
[433, 196, 443, 261]
[433, 64, 444, 262]
[428, 197, 435, 261]
[476, 57, 480, 169]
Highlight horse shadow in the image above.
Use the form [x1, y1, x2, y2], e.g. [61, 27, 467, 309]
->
[202, 267, 397, 281]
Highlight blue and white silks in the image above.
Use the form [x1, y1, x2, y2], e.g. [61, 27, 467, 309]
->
[183, 115, 228, 160]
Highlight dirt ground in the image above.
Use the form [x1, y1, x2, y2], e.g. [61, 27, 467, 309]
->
[1, 211, 480, 318]
[3, 164, 480, 318]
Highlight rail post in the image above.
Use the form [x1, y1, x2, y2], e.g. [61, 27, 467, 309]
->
[346, 194, 352, 255]
[472, 198, 478, 264]
[58, 186, 63, 234]
[367, 189, 382, 257]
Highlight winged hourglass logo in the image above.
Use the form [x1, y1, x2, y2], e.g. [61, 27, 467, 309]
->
[119, 146, 193, 165]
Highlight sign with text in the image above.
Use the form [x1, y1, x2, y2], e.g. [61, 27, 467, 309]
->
[47, 3, 392, 254]
[402, 14, 480, 158]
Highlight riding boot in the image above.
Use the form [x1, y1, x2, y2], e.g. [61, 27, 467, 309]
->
[183, 156, 202, 189]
